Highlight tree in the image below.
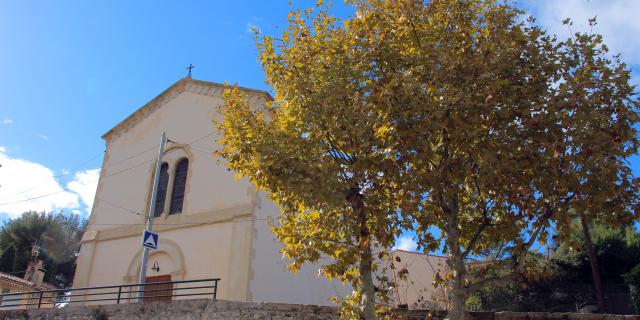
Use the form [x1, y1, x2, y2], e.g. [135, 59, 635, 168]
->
[545, 17, 640, 312]
[357, 2, 638, 319]
[216, 11, 406, 317]
[217, 38, 406, 320]
[0, 211, 86, 288]
[217, 0, 639, 319]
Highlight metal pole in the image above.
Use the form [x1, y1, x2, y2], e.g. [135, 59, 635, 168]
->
[137, 131, 166, 301]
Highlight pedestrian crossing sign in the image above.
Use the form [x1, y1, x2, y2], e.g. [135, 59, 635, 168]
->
[142, 230, 159, 250]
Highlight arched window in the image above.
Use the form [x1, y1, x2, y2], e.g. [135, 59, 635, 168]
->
[169, 158, 189, 214]
[153, 162, 169, 217]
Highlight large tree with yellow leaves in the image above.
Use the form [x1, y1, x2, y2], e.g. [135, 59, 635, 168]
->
[216, 0, 639, 319]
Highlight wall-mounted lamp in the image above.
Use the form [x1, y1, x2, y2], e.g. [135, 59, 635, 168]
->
[151, 261, 160, 273]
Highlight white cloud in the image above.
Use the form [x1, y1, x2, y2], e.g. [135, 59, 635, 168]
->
[0, 148, 101, 218]
[66, 169, 100, 213]
[393, 236, 418, 252]
[524, 0, 640, 66]
[0, 147, 79, 218]
[38, 134, 49, 140]
[2, 118, 12, 124]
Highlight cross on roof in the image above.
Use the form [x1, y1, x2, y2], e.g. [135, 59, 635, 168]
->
[186, 64, 195, 78]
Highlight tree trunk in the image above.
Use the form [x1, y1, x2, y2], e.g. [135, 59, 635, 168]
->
[579, 212, 607, 313]
[359, 245, 377, 320]
[350, 188, 377, 320]
[448, 252, 467, 320]
[443, 194, 467, 320]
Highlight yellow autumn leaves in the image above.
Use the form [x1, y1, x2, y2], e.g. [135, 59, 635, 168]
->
[215, 0, 639, 319]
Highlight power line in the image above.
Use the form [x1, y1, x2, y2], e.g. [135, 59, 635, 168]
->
[0, 189, 71, 206]
[87, 218, 400, 253]
[96, 198, 142, 216]
[0, 138, 176, 203]
[102, 158, 155, 179]
[96, 194, 269, 224]
[99, 131, 217, 180]
[88, 218, 269, 226]
[172, 133, 218, 157]
[0, 157, 156, 207]
[190, 147, 214, 155]
[105, 145, 158, 168]
[182, 131, 216, 146]
[0, 131, 219, 207]
[92, 198, 272, 226]
[84, 196, 405, 254]
[0, 144, 158, 202]
[0, 151, 105, 201]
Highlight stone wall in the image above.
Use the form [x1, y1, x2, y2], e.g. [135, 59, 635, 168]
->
[0, 299, 337, 320]
[0, 299, 639, 320]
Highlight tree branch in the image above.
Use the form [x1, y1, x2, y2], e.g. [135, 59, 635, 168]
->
[461, 175, 494, 259]
[465, 274, 514, 294]
[461, 207, 491, 259]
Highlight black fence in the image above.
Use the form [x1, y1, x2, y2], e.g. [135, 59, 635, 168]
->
[0, 278, 220, 310]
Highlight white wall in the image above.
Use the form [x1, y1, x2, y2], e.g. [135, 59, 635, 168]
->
[73, 80, 263, 302]
[248, 192, 349, 306]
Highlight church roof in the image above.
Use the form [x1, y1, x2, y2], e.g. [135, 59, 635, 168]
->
[101, 77, 273, 141]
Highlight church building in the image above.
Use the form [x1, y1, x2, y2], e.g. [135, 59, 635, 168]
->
[72, 77, 447, 308]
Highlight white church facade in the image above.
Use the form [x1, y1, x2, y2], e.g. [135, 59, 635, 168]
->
[72, 77, 447, 308]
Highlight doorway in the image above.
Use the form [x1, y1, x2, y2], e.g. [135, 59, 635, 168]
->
[143, 275, 173, 302]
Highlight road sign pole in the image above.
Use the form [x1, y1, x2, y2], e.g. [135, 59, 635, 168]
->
[137, 131, 166, 302]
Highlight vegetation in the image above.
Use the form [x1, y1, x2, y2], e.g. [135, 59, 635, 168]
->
[0, 211, 86, 288]
[467, 224, 640, 313]
[557, 224, 640, 285]
[624, 264, 640, 313]
[217, 0, 639, 318]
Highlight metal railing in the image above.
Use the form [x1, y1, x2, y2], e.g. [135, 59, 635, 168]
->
[0, 278, 220, 310]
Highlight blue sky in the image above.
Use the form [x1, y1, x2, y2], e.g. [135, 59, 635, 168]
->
[0, 1, 638, 251]
[0, 0, 352, 220]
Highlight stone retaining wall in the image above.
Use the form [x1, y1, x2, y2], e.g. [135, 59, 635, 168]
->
[0, 299, 638, 320]
[0, 299, 336, 320]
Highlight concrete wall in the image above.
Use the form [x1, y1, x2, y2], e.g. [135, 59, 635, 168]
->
[2, 299, 639, 320]
[387, 250, 449, 310]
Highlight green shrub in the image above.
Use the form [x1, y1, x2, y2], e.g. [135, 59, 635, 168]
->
[623, 263, 640, 313]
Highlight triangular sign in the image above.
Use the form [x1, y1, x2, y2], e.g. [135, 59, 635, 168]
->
[142, 231, 159, 250]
